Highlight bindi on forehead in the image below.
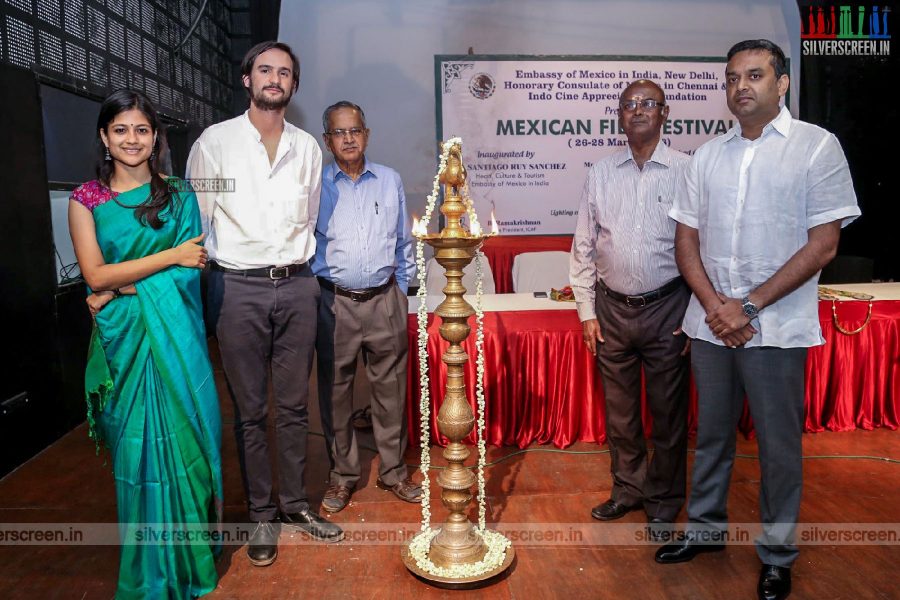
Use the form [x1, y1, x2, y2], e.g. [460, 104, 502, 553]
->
[110, 116, 150, 127]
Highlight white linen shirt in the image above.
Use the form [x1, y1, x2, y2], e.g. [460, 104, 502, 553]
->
[669, 106, 860, 348]
[186, 111, 322, 269]
[570, 141, 689, 322]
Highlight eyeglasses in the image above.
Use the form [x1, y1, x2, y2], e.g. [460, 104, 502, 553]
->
[326, 128, 366, 138]
[619, 99, 665, 112]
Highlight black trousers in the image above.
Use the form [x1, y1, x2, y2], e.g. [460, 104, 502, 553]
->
[206, 267, 319, 521]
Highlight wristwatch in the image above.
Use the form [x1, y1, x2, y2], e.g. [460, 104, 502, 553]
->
[741, 296, 759, 319]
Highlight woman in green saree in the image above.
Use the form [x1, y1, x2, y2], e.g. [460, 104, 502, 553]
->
[68, 89, 223, 599]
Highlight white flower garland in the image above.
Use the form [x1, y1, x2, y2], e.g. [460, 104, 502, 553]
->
[409, 138, 510, 578]
[473, 251, 487, 531]
[408, 528, 511, 580]
[412, 140, 451, 531]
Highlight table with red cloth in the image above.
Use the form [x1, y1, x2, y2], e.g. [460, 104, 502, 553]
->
[405, 284, 900, 448]
[480, 235, 573, 293]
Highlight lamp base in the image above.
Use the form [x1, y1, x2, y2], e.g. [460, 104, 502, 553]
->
[401, 541, 515, 588]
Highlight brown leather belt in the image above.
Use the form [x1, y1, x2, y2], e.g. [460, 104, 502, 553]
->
[210, 261, 308, 280]
[599, 277, 684, 308]
[317, 275, 395, 302]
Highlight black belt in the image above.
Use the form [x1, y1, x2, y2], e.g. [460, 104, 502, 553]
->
[600, 277, 684, 308]
[317, 275, 395, 302]
[211, 261, 308, 280]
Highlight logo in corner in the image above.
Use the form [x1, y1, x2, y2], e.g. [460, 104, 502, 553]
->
[468, 73, 496, 99]
[799, 3, 891, 56]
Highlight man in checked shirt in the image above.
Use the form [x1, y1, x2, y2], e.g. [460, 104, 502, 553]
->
[569, 79, 691, 539]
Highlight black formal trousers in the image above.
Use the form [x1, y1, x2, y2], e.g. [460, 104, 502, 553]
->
[206, 267, 319, 521]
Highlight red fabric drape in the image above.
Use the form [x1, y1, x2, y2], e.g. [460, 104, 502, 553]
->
[480, 235, 574, 293]
[406, 300, 900, 448]
[805, 299, 900, 432]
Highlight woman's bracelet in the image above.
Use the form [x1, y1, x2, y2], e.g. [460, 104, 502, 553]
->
[112, 288, 122, 298]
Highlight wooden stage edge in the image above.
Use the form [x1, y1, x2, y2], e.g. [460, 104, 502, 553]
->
[0, 361, 897, 599]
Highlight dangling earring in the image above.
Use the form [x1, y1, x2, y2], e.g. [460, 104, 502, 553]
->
[150, 151, 156, 161]
[104, 146, 111, 161]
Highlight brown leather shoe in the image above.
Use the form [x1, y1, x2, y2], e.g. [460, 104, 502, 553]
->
[376, 477, 423, 503]
[322, 483, 352, 513]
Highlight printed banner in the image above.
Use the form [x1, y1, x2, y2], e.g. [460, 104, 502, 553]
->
[437, 56, 733, 235]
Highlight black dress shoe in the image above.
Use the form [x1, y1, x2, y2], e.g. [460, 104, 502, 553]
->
[758, 564, 791, 600]
[247, 520, 279, 567]
[655, 537, 725, 563]
[280, 508, 344, 542]
[647, 518, 673, 543]
[591, 499, 640, 521]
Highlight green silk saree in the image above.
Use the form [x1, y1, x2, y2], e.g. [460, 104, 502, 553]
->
[81, 180, 222, 599]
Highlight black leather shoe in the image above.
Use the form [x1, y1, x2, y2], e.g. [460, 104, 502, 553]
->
[647, 518, 673, 543]
[758, 564, 791, 600]
[655, 537, 725, 563]
[247, 520, 279, 567]
[591, 499, 640, 521]
[280, 508, 344, 543]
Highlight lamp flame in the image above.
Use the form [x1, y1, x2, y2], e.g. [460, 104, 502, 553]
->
[490, 210, 499, 235]
[470, 220, 482, 237]
[412, 215, 427, 237]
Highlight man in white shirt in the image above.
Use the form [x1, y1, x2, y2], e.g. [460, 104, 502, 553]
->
[570, 80, 691, 536]
[655, 40, 860, 600]
[188, 41, 343, 568]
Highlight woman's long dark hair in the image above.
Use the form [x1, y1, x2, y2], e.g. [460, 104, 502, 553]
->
[96, 89, 172, 229]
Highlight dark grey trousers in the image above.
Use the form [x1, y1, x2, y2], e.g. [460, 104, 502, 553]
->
[316, 282, 409, 489]
[595, 283, 691, 521]
[687, 339, 807, 567]
[206, 267, 319, 521]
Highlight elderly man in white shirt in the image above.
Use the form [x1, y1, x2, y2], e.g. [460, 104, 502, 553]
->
[655, 40, 860, 600]
[188, 41, 343, 568]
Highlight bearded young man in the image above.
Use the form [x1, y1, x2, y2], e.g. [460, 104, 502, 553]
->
[187, 41, 343, 568]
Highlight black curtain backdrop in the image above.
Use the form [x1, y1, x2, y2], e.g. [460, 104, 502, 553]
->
[798, 0, 899, 280]
[0, 65, 84, 477]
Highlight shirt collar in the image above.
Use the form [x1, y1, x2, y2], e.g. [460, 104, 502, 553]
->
[329, 158, 374, 182]
[240, 109, 294, 144]
[616, 139, 671, 168]
[727, 105, 792, 141]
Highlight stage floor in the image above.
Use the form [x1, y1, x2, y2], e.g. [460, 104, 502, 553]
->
[0, 344, 897, 599]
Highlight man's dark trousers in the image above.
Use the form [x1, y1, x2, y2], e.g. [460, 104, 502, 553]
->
[207, 267, 320, 521]
[687, 339, 807, 566]
[595, 283, 691, 521]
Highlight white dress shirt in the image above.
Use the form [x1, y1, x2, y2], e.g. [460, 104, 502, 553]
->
[186, 110, 322, 269]
[669, 106, 860, 348]
[570, 141, 690, 322]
